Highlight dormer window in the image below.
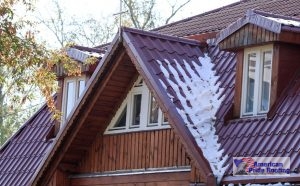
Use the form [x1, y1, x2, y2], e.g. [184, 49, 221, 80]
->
[105, 77, 169, 134]
[241, 45, 273, 117]
[63, 76, 86, 120]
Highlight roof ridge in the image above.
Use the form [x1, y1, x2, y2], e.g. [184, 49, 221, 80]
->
[122, 27, 201, 46]
[253, 9, 300, 22]
[152, 0, 245, 32]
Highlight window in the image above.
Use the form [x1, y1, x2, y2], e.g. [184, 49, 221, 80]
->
[105, 77, 169, 134]
[63, 76, 86, 120]
[241, 45, 272, 117]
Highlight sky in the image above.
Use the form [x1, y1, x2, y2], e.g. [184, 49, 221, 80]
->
[34, 0, 240, 47]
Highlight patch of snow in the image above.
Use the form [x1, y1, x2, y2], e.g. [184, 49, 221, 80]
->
[265, 16, 300, 27]
[82, 51, 103, 58]
[157, 54, 227, 183]
[235, 183, 291, 186]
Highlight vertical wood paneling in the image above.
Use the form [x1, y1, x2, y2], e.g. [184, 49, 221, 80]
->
[219, 24, 280, 50]
[78, 129, 191, 173]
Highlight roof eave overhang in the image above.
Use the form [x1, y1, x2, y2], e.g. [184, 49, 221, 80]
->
[30, 34, 123, 186]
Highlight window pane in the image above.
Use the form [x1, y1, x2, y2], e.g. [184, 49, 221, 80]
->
[163, 113, 168, 123]
[132, 94, 142, 126]
[149, 95, 158, 124]
[78, 80, 85, 98]
[114, 106, 127, 128]
[245, 53, 256, 113]
[66, 82, 75, 117]
[260, 51, 272, 112]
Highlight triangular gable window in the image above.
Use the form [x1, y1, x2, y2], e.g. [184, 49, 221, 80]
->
[105, 77, 169, 134]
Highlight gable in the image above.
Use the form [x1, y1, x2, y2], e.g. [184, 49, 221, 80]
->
[218, 10, 300, 50]
[32, 28, 217, 185]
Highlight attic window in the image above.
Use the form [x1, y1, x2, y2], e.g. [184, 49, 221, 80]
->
[105, 77, 169, 134]
[241, 45, 273, 117]
[63, 76, 86, 120]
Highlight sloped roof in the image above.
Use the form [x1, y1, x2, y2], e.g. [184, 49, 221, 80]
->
[66, 45, 105, 62]
[154, 0, 300, 37]
[207, 42, 300, 184]
[32, 27, 217, 185]
[0, 98, 56, 186]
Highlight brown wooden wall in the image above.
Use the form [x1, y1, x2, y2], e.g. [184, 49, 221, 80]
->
[47, 169, 70, 186]
[78, 129, 191, 172]
[219, 24, 279, 50]
[276, 43, 300, 99]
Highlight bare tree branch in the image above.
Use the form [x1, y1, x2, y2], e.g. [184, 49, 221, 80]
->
[165, 0, 191, 24]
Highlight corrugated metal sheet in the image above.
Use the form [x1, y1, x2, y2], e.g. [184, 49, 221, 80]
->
[0, 98, 55, 186]
[154, 0, 300, 37]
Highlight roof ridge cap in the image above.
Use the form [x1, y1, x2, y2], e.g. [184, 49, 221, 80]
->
[122, 27, 201, 46]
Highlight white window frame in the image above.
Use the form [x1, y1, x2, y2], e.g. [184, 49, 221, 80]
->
[62, 76, 86, 122]
[105, 77, 170, 134]
[241, 45, 273, 117]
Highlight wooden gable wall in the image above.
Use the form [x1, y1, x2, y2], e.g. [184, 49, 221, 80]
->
[73, 128, 204, 185]
[45, 47, 205, 185]
[78, 129, 189, 172]
[219, 24, 279, 50]
[47, 128, 204, 185]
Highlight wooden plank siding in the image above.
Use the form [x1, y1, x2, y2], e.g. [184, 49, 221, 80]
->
[219, 24, 279, 50]
[78, 129, 191, 173]
[70, 171, 191, 186]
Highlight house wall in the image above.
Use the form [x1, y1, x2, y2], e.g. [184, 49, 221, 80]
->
[275, 43, 300, 99]
[78, 129, 190, 172]
[47, 169, 70, 186]
[219, 24, 279, 50]
[70, 128, 204, 184]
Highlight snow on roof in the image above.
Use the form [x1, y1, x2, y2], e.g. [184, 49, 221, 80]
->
[157, 54, 227, 183]
[228, 182, 291, 186]
[265, 16, 300, 27]
[67, 47, 103, 62]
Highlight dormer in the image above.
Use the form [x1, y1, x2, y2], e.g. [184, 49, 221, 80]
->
[54, 46, 103, 123]
[217, 10, 300, 118]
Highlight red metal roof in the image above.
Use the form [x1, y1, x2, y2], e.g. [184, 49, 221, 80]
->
[0, 99, 55, 186]
[154, 0, 300, 37]
[208, 43, 300, 177]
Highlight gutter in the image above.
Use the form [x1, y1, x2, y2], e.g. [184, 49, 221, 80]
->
[222, 174, 300, 185]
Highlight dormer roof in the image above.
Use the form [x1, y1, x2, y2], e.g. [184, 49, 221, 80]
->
[217, 10, 300, 50]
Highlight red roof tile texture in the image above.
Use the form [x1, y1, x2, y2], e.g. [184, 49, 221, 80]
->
[154, 0, 300, 37]
[0, 100, 55, 186]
